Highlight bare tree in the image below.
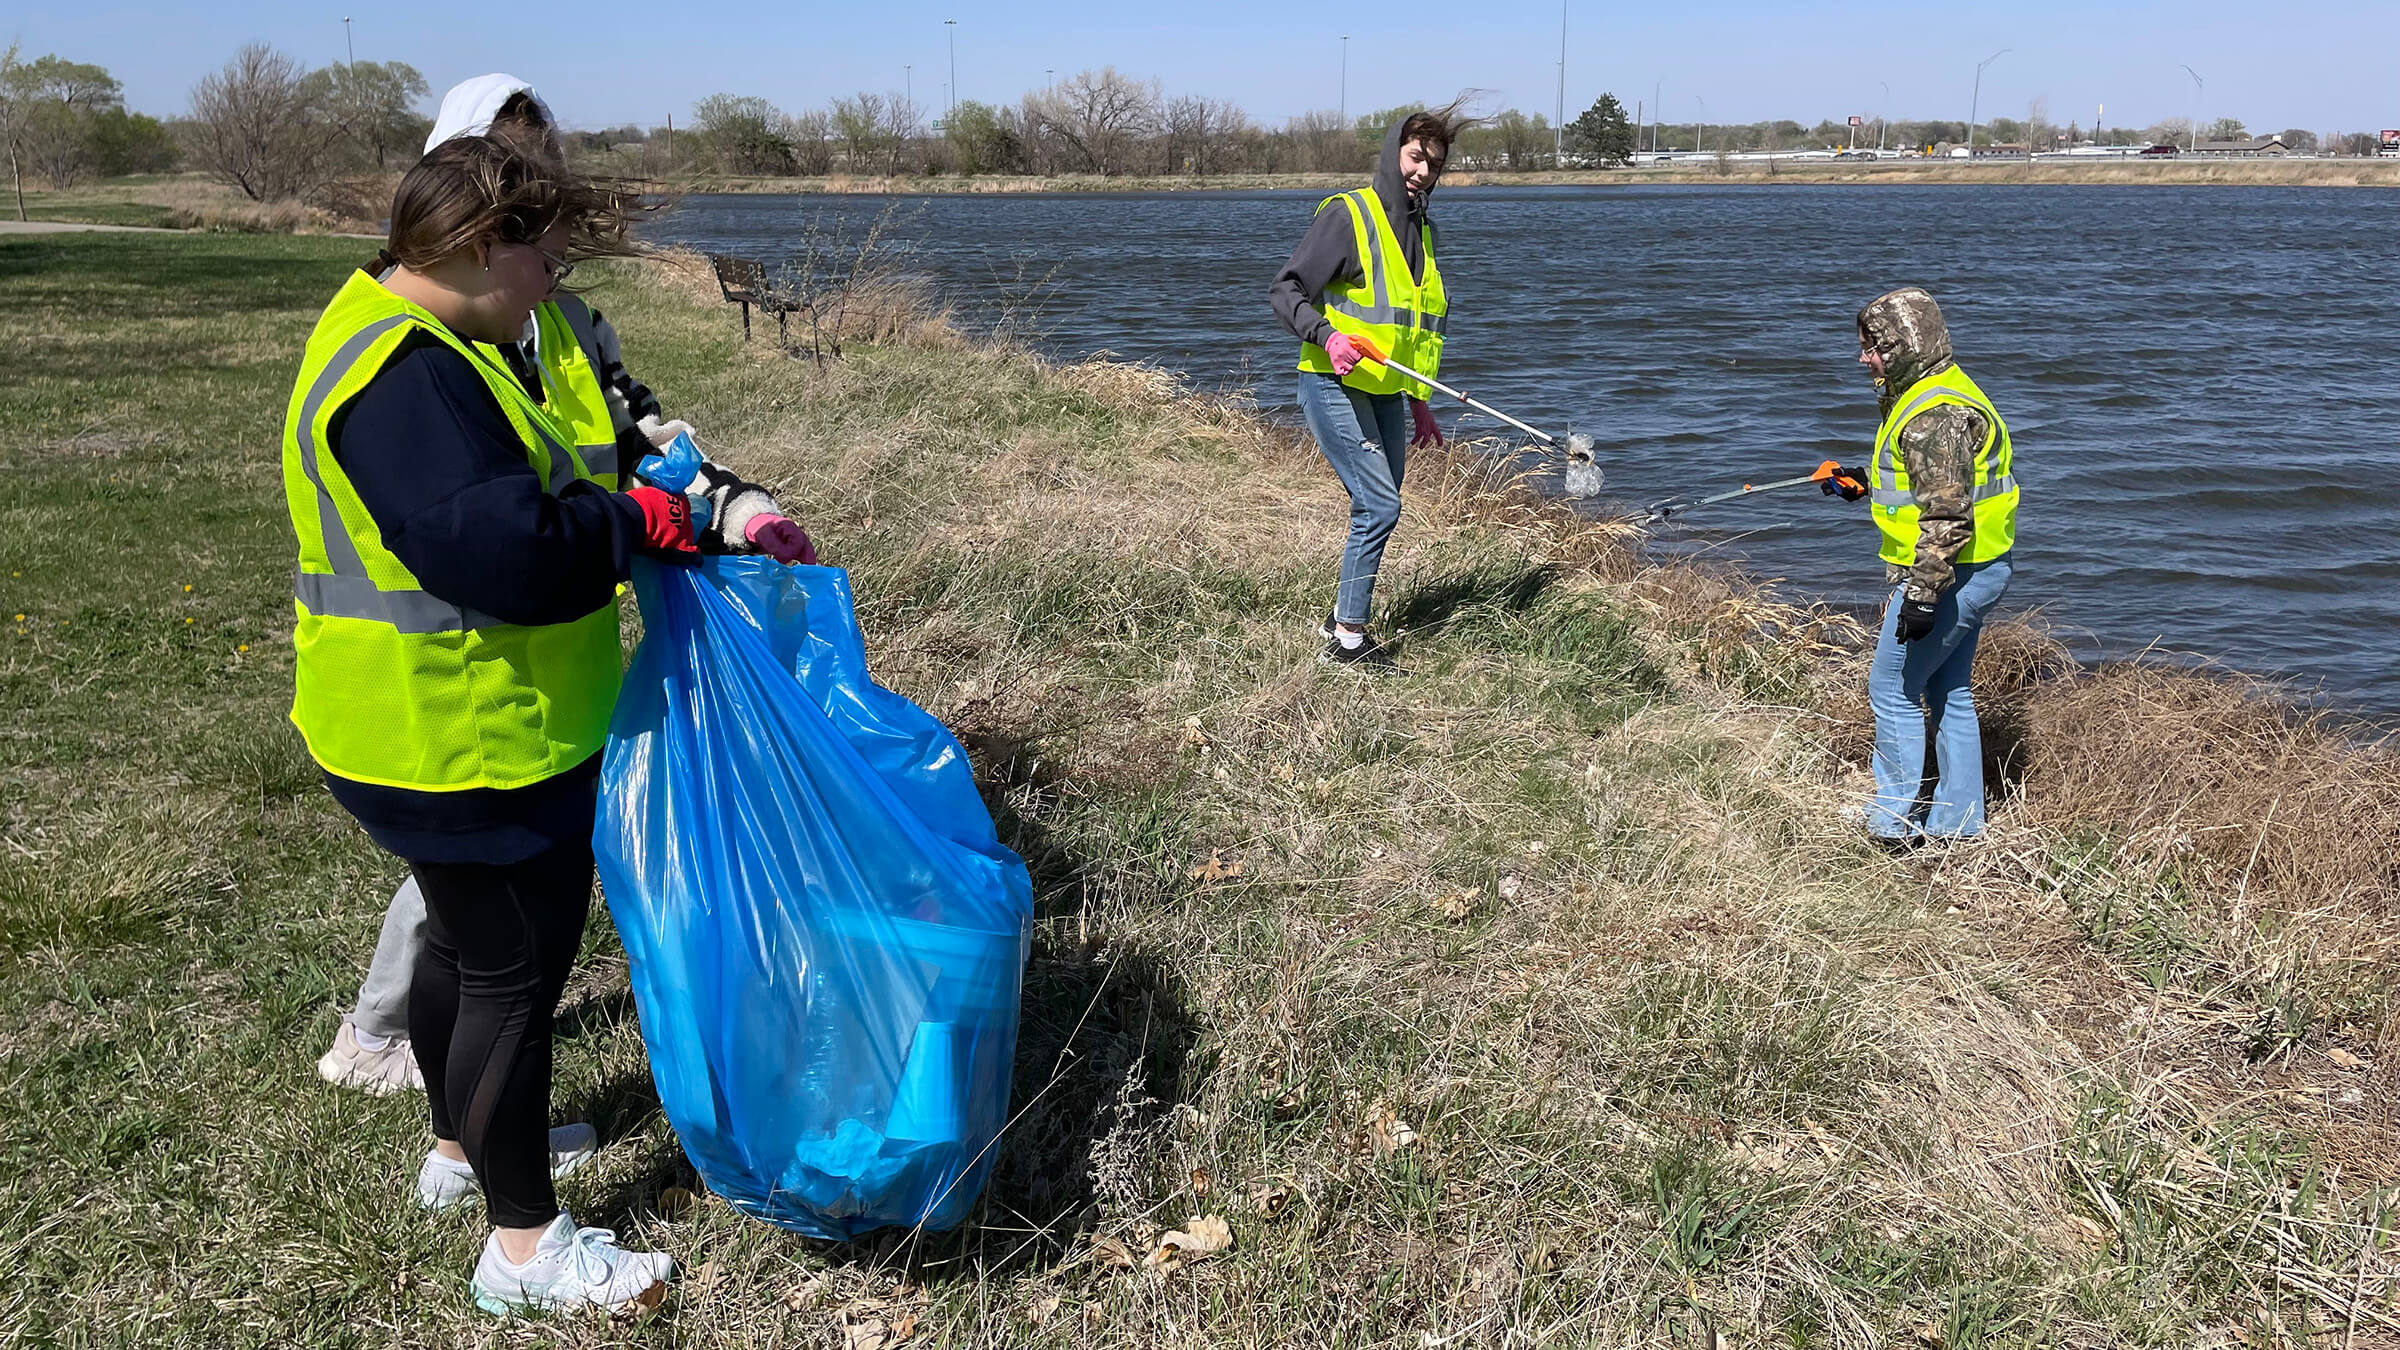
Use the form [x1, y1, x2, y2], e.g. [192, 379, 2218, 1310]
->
[1027, 68, 1158, 176]
[1161, 94, 1250, 175]
[0, 46, 40, 218]
[301, 60, 430, 170]
[787, 110, 834, 175]
[1284, 109, 1351, 172]
[832, 92, 894, 173]
[691, 95, 796, 175]
[187, 44, 335, 202]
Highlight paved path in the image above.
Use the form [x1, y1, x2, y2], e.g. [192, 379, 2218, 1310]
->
[0, 219, 177, 234]
[0, 219, 380, 239]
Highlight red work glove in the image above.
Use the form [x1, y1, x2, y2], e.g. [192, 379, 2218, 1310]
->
[1323, 331, 1383, 377]
[1410, 397, 1444, 448]
[626, 485, 699, 564]
[744, 514, 819, 565]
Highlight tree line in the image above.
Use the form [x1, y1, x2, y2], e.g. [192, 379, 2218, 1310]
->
[2, 40, 2390, 223]
[584, 75, 1633, 180]
[0, 42, 429, 219]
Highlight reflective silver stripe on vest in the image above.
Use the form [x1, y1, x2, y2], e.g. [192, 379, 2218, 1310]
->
[1351, 192, 1387, 313]
[539, 297, 617, 482]
[1870, 475, 2018, 512]
[296, 316, 413, 580]
[295, 570, 508, 634]
[297, 313, 586, 622]
[1323, 298, 1448, 334]
[553, 293, 602, 367]
[1873, 384, 2011, 510]
[1321, 191, 1444, 336]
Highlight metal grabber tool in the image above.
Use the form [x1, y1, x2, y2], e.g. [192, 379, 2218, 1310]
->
[1355, 345, 1604, 498]
[1643, 461, 1867, 524]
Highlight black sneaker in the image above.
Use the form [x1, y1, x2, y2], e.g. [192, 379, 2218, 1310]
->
[1317, 613, 1340, 641]
[1321, 631, 1394, 668]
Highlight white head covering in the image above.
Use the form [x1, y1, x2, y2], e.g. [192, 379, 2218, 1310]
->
[423, 74, 555, 155]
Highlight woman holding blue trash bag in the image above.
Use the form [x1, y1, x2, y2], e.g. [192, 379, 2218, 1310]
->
[317, 77, 814, 1103]
[283, 134, 780, 1315]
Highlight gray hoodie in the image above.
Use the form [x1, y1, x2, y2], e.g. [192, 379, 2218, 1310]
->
[1269, 118, 1437, 349]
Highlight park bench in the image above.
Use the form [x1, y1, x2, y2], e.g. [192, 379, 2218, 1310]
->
[708, 253, 807, 344]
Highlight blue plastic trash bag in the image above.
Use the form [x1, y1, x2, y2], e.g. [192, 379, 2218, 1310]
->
[595, 556, 1033, 1239]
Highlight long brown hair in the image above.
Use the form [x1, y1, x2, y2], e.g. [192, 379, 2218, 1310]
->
[1397, 95, 1483, 168]
[379, 134, 641, 276]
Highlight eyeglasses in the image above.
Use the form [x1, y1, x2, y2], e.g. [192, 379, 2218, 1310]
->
[527, 243, 574, 288]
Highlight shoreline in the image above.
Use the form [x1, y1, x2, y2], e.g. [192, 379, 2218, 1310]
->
[681, 157, 2400, 195]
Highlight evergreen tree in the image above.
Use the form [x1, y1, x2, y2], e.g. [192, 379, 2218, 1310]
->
[1565, 93, 1635, 167]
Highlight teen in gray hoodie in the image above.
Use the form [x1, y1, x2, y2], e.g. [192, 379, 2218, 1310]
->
[1270, 104, 1470, 666]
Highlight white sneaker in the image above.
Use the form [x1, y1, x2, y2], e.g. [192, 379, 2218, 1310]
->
[470, 1212, 673, 1317]
[417, 1124, 601, 1210]
[317, 1016, 424, 1095]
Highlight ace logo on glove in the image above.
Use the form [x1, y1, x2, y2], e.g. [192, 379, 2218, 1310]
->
[627, 486, 701, 564]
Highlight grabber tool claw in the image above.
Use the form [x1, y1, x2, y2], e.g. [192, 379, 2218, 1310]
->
[1354, 346, 1604, 498]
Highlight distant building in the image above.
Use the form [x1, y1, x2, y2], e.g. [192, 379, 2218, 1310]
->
[2193, 136, 2289, 157]
[1969, 142, 2030, 158]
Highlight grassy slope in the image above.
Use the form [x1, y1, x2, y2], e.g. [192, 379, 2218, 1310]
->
[2, 234, 2395, 1348]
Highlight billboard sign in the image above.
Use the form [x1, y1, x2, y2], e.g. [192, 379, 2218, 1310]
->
[2383, 129, 2400, 149]
[1848, 115, 1864, 127]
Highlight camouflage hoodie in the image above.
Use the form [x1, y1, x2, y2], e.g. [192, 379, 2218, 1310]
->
[1858, 287, 1985, 603]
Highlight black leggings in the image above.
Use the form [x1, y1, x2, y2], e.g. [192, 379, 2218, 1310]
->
[407, 839, 594, 1229]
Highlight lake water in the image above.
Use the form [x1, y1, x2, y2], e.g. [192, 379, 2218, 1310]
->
[648, 186, 2400, 714]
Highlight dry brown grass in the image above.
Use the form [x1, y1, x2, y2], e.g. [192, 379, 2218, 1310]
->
[16, 237, 2395, 1347]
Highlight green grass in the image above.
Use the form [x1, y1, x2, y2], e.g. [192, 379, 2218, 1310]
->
[3, 233, 2394, 1347]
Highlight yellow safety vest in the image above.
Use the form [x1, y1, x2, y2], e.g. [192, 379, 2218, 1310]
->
[1871, 363, 2020, 568]
[282, 270, 623, 792]
[514, 294, 623, 489]
[1295, 188, 1447, 399]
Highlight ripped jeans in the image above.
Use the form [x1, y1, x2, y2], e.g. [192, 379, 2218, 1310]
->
[1297, 372, 1412, 627]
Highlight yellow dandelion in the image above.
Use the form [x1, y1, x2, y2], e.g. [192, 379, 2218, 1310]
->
[238, 644, 250, 652]
[185, 617, 195, 624]
[183, 584, 193, 593]
[10, 614, 21, 623]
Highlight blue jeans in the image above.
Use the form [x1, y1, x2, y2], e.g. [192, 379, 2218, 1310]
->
[1867, 555, 2013, 839]
[1298, 372, 1411, 626]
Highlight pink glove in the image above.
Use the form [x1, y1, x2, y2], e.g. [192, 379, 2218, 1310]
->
[1410, 397, 1445, 448]
[1323, 331, 1382, 377]
[744, 514, 818, 565]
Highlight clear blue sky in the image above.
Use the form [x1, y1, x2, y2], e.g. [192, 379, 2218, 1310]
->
[15, 1, 2395, 136]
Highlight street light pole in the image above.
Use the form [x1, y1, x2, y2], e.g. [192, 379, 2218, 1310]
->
[1652, 80, 1662, 156]
[1693, 95, 1705, 155]
[342, 16, 353, 67]
[905, 65, 912, 110]
[1967, 47, 2009, 158]
[1340, 36, 1349, 125]
[1554, 0, 1567, 168]
[2180, 64, 2203, 151]
[945, 19, 958, 120]
[1879, 79, 1890, 152]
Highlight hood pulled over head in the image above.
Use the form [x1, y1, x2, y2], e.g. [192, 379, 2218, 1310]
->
[1857, 286, 1953, 401]
[424, 75, 553, 156]
[1375, 115, 1427, 225]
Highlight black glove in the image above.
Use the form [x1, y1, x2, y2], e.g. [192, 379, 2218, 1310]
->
[1820, 464, 1868, 502]
[1892, 596, 1940, 644]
